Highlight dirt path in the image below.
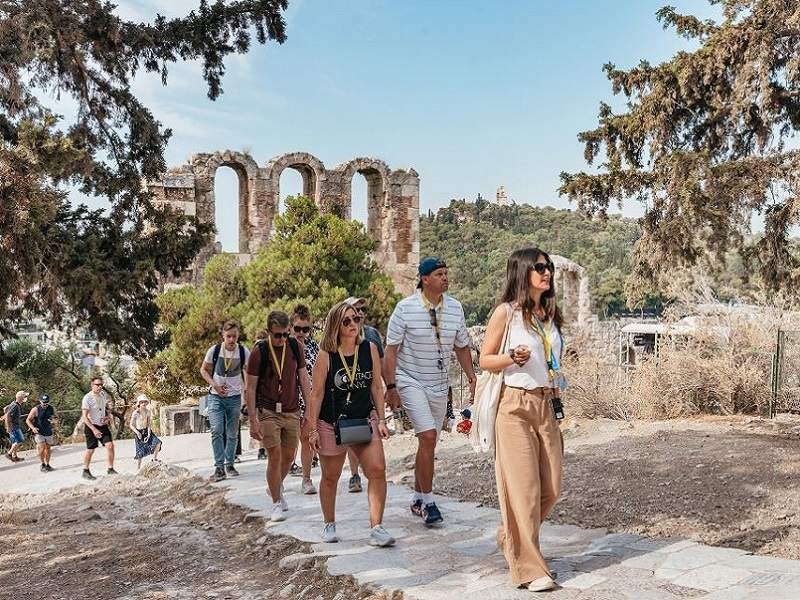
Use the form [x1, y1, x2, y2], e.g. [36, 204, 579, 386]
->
[0, 464, 385, 600]
[384, 415, 800, 560]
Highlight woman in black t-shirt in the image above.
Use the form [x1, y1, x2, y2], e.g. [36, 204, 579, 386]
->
[306, 301, 394, 547]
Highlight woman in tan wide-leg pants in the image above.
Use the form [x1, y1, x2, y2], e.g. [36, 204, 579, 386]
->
[480, 247, 565, 592]
[495, 386, 562, 583]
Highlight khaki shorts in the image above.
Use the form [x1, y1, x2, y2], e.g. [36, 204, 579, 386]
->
[258, 408, 300, 449]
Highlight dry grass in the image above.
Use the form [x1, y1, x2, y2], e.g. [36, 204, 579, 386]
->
[564, 299, 798, 420]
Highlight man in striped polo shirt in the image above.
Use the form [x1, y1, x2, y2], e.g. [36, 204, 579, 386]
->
[384, 257, 477, 526]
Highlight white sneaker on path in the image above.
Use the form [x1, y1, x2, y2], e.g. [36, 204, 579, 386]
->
[369, 524, 396, 547]
[527, 576, 556, 592]
[321, 522, 338, 543]
[270, 502, 286, 522]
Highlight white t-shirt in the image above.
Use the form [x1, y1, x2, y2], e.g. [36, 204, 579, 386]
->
[503, 307, 564, 390]
[386, 291, 471, 396]
[82, 391, 109, 426]
[131, 408, 151, 430]
[203, 344, 250, 398]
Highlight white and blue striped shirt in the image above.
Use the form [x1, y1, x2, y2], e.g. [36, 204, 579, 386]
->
[386, 291, 471, 396]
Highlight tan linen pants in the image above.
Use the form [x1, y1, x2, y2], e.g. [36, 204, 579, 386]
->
[495, 385, 563, 584]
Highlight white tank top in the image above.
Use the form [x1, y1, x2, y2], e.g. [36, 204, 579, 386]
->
[503, 306, 563, 390]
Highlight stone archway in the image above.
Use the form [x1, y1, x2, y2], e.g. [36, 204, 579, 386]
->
[551, 254, 592, 327]
[331, 157, 391, 241]
[264, 152, 326, 206]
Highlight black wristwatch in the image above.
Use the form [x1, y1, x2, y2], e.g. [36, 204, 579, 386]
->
[386, 383, 397, 391]
[508, 347, 516, 361]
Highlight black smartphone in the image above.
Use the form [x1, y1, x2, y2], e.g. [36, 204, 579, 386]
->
[551, 396, 565, 420]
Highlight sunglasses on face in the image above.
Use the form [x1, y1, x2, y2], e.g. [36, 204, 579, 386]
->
[293, 325, 311, 334]
[530, 262, 555, 275]
[271, 331, 290, 339]
[341, 315, 363, 328]
[91, 382, 103, 386]
[357, 306, 368, 315]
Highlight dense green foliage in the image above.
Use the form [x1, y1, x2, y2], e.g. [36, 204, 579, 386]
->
[420, 199, 663, 325]
[141, 197, 401, 405]
[560, 0, 800, 302]
[0, 1, 288, 353]
[0, 339, 135, 449]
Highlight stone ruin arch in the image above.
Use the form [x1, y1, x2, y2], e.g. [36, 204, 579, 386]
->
[551, 254, 592, 327]
[147, 150, 420, 293]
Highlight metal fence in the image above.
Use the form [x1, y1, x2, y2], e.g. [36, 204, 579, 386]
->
[771, 329, 800, 417]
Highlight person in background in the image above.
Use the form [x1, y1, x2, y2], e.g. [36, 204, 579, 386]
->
[200, 320, 250, 482]
[81, 377, 117, 480]
[4, 390, 28, 462]
[290, 304, 320, 495]
[343, 296, 385, 494]
[479, 247, 565, 593]
[26, 393, 56, 472]
[129, 394, 163, 469]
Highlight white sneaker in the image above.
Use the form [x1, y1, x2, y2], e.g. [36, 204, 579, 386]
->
[369, 524, 396, 547]
[280, 484, 288, 510]
[270, 502, 286, 522]
[321, 522, 338, 543]
[527, 576, 556, 592]
[301, 477, 317, 495]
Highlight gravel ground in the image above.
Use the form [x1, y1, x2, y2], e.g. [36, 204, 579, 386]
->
[0, 463, 387, 600]
[384, 414, 800, 560]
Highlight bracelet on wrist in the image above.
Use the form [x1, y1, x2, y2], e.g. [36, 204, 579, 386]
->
[385, 383, 396, 391]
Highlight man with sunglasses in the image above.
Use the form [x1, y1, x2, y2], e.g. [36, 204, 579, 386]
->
[384, 257, 477, 527]
[81, 377, 118, 480]
[246, 311, 312, 523]
[344, 296, 385, 493]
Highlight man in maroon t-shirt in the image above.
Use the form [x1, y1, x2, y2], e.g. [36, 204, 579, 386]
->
[246, 310, 312, 522]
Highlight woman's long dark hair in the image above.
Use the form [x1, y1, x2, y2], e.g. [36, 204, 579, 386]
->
[499, 247, 563, 330]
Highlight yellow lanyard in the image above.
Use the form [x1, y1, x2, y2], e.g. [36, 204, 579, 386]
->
[268, 342, 287, 391]
[420, 293, 444, 346]
[337, 344, 359, 405]
[531, 315, 556, 378]
[222, 347, 234, 375]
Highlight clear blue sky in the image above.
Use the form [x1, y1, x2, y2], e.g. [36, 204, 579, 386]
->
[75, 0, 720, 251]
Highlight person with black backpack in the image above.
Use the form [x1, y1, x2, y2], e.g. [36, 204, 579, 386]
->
[245, 310, 311, 523]
[200, 320, 250, 482]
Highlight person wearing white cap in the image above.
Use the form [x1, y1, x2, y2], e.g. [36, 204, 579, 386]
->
[4, 391, 29, 462]
[129, 395, 162, 469]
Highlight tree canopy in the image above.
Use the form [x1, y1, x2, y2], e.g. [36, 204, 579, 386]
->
[0, 0, 288, 354]
[141, 196, 401, 405]
[559, 0, 800, 303]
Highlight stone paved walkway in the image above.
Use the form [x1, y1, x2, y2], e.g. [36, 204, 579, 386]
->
[3, 433, 800, 599]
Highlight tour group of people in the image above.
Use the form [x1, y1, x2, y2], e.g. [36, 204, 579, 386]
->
[3, 380, 162, 478]
[3, 247, 566, 592]
[196, 248, 566, 591]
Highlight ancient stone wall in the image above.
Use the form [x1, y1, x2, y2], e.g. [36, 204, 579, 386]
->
[147, 151, 420, 293]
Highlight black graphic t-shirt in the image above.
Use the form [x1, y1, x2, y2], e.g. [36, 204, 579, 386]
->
[320, 340, 374, 424]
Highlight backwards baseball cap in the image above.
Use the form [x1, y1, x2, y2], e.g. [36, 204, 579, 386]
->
[39, 394, 50, 403]
[417, 257, 447, 288]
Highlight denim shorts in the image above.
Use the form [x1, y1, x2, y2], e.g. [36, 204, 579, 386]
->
[8, 427, 24, 444]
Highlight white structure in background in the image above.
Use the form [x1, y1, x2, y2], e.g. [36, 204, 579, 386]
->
[496, 185, 508, 206]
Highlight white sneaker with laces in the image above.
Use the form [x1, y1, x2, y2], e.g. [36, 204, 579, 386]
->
[321, 522, 338, 543]
[301, 477, 317, 495]
[270, 502, 286, 522]
[526, 576, 556, 592]
[369, 524, 396, 547]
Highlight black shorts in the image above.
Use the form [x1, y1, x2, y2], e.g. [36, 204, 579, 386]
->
[85, 424, 113, 449]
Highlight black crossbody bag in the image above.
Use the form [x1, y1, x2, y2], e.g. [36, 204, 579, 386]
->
[330, 346, 373, 446]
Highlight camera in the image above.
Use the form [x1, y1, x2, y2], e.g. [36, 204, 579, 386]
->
[550, 396, 565, 420]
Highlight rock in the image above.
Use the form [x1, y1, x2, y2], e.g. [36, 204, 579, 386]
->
[278, 584, 295, 598]
[243, 513, 260, 523]
[205, 566, 222, 573]
[256, 535, 268, 545]
[279, 553, 315, 570]
[77, 503, 94, 512]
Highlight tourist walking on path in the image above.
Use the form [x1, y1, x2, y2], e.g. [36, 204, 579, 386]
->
[343, 296, 384, 494]
[479, 247, 565, 592]
[246, 311, 311, 522]
[290, 304, 320, 495]
[200, 320, 250, 482]
[384, 257, 477, 527]
[306, 301, 395, 547]
[81, 377, 117, 480]
[25, 393, 56, 472]
[129, 395, 162, 469]
[4, 391, 29, 462]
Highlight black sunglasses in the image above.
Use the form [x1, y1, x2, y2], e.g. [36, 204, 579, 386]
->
[429, 308, 438, 326]
[271, 331, 290, 339]
[530, 262, 555, 274]
[293, 325, 311, 334]
[342, 315, 363, 327]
